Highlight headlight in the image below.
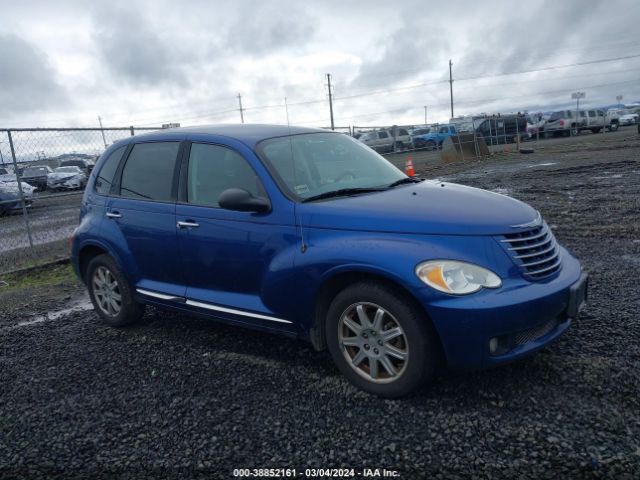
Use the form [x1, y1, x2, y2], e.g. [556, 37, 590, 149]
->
[416, 260, 501, 295]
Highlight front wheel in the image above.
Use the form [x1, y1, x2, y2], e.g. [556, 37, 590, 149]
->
[609, 122, 619, 132]
[86, 254, 145, 327]
[425, 140, 437, 150]
[326, 282, 437, 397]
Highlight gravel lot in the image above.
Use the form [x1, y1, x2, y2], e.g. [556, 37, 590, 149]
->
[1, 133, 639, 479]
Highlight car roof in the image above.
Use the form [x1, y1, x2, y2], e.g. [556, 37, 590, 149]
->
[129, 124, 328, 148]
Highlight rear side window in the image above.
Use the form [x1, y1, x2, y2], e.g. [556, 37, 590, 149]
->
[378, 131, 388, 139]
[187, 143, 263, 207]
[95, 146, 126, 195]
[120, 142, 180, 201]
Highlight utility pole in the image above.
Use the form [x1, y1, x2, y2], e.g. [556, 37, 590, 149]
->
[424, 106, 428, 125]
[616, 94, 623, 107]
[449, 59, 454, 119]
[237, 93, 245, 123]
[571, 92, 585, 136]
[98, 116, 107, 149]
[0, 140, 5, 166]
[284, 97, 290, 125]
[326, 73, 335, 131]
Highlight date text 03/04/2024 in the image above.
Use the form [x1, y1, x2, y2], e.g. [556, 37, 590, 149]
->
[232, 467, 401, 478]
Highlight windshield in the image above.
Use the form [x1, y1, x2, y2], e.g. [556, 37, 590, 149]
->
[257, 132, 406, 201]
[55, 167, 79, 173]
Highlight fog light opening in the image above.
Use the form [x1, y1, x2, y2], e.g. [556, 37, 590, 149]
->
[489, 337, 499, 354]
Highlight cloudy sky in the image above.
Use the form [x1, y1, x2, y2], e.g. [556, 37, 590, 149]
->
[1, 0, 639, 130]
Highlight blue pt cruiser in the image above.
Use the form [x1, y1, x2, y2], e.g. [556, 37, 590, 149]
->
[71, 125, 587, 397]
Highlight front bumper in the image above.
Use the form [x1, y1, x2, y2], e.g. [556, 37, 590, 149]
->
[48, 178, 81, 189]
[419, 250, 586, 370]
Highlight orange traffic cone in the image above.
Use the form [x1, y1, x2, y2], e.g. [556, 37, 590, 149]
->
[405, 156, 415, 177]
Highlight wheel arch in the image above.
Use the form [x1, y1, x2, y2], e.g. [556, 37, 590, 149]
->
[309, 269, 445, 363]
[77, 240, 124, 283]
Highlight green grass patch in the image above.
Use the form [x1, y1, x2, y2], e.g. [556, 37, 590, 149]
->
[0, 262, 77, 293]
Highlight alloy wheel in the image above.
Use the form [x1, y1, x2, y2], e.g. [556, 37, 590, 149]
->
[92, 266, 122, 317]
[338, 302, 409, 384]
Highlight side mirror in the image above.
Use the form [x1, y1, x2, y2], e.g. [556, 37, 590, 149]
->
[218, 188, 270, 213]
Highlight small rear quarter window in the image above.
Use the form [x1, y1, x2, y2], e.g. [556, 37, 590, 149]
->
[95, 146, 127, 195]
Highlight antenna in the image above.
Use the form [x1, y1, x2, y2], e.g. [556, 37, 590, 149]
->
[283, 97, 307, 253]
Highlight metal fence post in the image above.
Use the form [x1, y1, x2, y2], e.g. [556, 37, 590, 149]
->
[7, 130, 34, 248]
[130, 126, 135, 136]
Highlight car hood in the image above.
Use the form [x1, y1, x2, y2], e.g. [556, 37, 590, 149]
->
[298, 180, 539, 235]
[48, 172, 78, 180]
[0, 182, 34, 195]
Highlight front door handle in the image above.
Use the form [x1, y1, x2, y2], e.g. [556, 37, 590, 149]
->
[106, 212, 122, 219]
[177, 220, 199, 228]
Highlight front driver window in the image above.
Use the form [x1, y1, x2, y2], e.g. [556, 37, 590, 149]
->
[187, 143, 263, 208]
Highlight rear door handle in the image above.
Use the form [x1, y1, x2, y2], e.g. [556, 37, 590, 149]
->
[177, 220, 199, 228]
[106, 212, 122, 219]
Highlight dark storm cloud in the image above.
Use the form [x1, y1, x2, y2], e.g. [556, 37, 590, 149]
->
[91, 6, 191, 86]
[457, 0, 602, 78]
[226, 4, 315, 55]
[0, 34, 68, 116]
[349, 17, 447, 90]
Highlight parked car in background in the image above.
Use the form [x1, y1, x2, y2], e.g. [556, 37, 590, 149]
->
[414, 124, 458, 150]
[358, 128, 412, 153]
[20, 166, 52, 191]
[47, 166, 88, 191]
[619, 113, 639, 126]
[60, 158, 95, 174]
[539, 110, 580, 137]
[0, 175, 35, 215]
[580, 109, 620, 133]
[474, 115, 528, 144]
[0, 174, 36, 196]
[410, 127, 435, 149]
[526, 113, 547, 138]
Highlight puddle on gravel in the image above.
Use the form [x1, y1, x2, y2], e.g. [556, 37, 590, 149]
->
[526, 162, 557, 168]
[591, 174, 623, 180]
[491, 187, 512, 196]
[9, 296, 93, 329]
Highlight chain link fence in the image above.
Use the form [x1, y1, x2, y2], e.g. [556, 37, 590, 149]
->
[1, 121, 637, 274]
[0, 127, 159, 274]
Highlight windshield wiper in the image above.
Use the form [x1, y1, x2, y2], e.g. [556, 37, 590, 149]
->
[301, 187, 386, 203]
[386, 177, 424, 188]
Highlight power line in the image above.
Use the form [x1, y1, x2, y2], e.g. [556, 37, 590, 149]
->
[456, 53, 640, 82]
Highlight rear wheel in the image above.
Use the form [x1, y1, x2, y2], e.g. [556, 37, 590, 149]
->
[393, 141, 404, 151]
[86, 254, 145, 327]
[609, 122, 619, 132]
[425, 140, 436, 150]
[326, 281, 437, 397]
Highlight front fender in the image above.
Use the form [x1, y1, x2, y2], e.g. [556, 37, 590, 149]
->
[286, 228, 512, 331]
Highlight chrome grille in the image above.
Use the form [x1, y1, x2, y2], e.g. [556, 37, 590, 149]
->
[514, 318, 558, 345]
[500, 222, 561, 279]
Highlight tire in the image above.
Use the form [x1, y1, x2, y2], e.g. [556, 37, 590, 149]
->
[86, 254, 145, 327]
[570, 126, 579, 136]
[425, 140, 436, 150]
[325, 281, 437, 398]
[393, 141, 404, 152]
[609, 122, 619, 132]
